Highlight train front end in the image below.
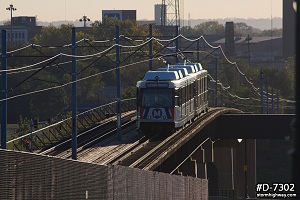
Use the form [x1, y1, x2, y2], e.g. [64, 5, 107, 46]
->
[136, 71, 179, 134]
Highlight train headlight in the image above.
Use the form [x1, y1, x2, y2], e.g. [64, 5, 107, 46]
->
[147, 116, 151, 119]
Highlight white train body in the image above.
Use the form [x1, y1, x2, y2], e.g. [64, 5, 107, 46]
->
[136, 63, 208, 134]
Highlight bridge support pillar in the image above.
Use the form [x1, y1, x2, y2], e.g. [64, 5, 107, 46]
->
[176, 147, 206, 178]
[203, 140, 214, 163]
[176, 140, 215, 178]
[198, 146, 207, 179]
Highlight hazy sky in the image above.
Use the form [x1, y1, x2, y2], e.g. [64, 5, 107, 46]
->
[0, 0, 282, 22]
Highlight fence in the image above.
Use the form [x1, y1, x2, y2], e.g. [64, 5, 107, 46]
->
[0, 149, 208, 200]
[6, 98, 136, 152]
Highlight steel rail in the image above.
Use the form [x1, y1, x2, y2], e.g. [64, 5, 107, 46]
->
[122, 108, 241, 170]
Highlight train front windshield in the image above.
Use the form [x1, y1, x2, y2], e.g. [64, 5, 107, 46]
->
[141, 89, 173, 107]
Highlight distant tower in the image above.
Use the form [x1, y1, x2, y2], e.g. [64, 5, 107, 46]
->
[161, 0, 180, 27]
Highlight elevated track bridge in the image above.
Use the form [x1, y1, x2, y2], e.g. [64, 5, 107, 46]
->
[2, 104, 293, 198]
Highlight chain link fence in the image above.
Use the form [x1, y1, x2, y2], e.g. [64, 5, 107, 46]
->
[0, 149, 208, 200]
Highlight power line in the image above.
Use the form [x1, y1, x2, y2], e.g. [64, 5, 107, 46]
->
[0, 57, 161, 103]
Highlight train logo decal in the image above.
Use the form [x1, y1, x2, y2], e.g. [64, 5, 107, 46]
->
[152, 109, 162, 119]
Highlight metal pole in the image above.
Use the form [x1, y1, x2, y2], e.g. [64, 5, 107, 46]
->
[277, 91, 279, 114]
[215, 58, 218, 107]
[260, 68, 264, 114]
[30, 119, 33, 151]
[247, 34, 250, 67]
[149, 24, 153, 70]
[244, 139, 249, 198]
[175, 26, 179, 63]
[271, 87, 274, 114]
[71, 27, 77, 160]
[116, 25, 122, 141]
[197, 39, 200, 63]
[10, 9, 13, 44]
[1, 30, 7, 149]
[293, 0, 300, 196]
[266, 80, 269, 114]
[231, 147, 235, 191]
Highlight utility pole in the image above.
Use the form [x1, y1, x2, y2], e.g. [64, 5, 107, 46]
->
[260, 68, 264, 114]
[215, 58, 218, 107]
[149, 24, 153, 70]
[265, 80, 269, 114]
[71, 28, 77, 160]
[246, 34, 252, 67]
[116, 25, 122, 141]
[1, 30, 7, 149]
[6, 4, 17, 44]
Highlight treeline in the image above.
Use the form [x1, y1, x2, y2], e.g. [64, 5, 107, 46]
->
[181, 21, 282, 37]
[5, 19, 164, 123]
[2, 19, 292, 124]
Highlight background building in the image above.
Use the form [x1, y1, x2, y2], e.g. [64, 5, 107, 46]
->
[283, 0, 296, 58]
[102, 10, 136, 22]
[154, 4, 166, 26]
[0, 16, 41, 44]
[213, 36, 283, 66]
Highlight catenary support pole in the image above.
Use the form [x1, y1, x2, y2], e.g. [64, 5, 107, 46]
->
[277, 91, 279, 114]
[271, 87, 274, 114]
[175, 26, 179, 63]
[197, 39, 200, 63]
[215, 58, 218, 107]
[71, 27, 77, 160]
[260, 68, 264, 114]
[265, 80, 269, 114]
[149, 24, 153, 70]
[1, 30, 7, 149]
[116, 25, 122, 141]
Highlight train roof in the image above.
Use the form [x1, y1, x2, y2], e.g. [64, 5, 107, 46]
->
[172, 64, 197, 73]
[143, 71, 180, 81]
[156, 68, 188, 78]
[173, 62, 203, 71]
[138, 63, 207, 88]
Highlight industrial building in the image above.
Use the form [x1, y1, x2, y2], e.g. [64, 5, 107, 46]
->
[102, 10, 136, 22]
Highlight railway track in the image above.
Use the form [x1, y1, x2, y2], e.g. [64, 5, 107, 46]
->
[41, 108, 240, 171]
[113, 108, 241, 170]
[40, 111, 136, 158]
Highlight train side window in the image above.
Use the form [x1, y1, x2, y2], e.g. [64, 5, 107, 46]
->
[179, 88, 182, 105]
[193, 82, 196, 97]
[198, 79, 201, 95]
[202, 78, 204, 94]
[205, 76, 207, 91]
[175, 96, 180, 106]
[184, 87, 187, 102]
[174, 89, 179, 106]
[187, 84, 190, 101]
[190, 83, 192, 100]
[182, 87, 185, 103]
[200, 78, 202, 94]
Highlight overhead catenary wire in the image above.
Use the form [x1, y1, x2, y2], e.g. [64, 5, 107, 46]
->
[2, 32, 295, 105]
[0, 57, 161, 103]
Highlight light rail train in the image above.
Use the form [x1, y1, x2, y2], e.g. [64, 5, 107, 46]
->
[136, 62, 208, 134]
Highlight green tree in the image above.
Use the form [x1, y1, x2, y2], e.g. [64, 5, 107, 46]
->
[194, 21, 225, 35]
